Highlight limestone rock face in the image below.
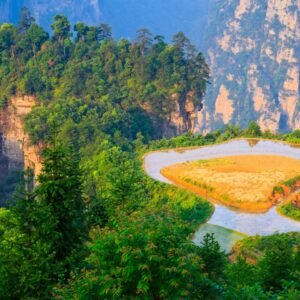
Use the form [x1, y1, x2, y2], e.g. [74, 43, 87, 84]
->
[0, 96, 42, 179]
[163, 91, 203, 137]
[198, 0, 299, 133]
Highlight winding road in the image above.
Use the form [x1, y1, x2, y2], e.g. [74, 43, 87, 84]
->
[144, 139, 300, 236]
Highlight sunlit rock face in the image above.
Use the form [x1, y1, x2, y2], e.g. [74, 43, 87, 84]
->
[199, 0, 299, 133]
[0, 96, 42, 179]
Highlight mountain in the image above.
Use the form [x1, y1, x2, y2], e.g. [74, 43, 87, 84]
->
[0, 0, 211, 48]
[0, 0, 102, 29]
[1, 0, 299, 132]
[198, 0, 299, 132]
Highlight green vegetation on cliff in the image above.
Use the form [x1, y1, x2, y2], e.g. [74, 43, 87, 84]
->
[0, 8, 209, 141]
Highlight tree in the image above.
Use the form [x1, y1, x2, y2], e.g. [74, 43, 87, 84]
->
[18, 7, 35, 35]
[172, 31, 190, 53]
[190, 52, 210, 96]
[50, 15, 72, 59]
[23, 23, 49, 55]
[106, 149, 145, 209]
[51, 15, 71, 43]
[56, 208, 210, 299]
[74, 23, 111, 44]
[198, 233, 226, 280]
[85, 146, 146, 215]
[245, 121, 262, 137]
[0, 176, 59, 299]
[97, 23, 112, 42]
[135, 28, 153, 80]
[136, 28, 153, 56]
[21, 66, 45, 94]
[0, 23, 16, 51]
[36, 145, 87, 272]
[74, 22, 88, 42]
[0, 145, 88, 298]
[258, 236, 295, 290]
[225, 256, 258, 290]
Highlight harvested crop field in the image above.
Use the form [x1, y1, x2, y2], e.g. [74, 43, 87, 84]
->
[161, 155, 300, 212]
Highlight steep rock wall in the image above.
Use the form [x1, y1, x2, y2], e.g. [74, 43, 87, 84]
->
[163, 91, 203, 137]
[0, 96, 42, 179]
[197, 0, 299, 133]
[141, 88, 204, 138]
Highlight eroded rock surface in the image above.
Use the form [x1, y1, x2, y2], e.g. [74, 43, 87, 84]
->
[0, 96, 42, 179]
[198, 0, 299, 133]
[164, 91, 203, 137]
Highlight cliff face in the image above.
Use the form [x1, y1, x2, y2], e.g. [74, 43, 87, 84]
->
[0, 96, 42, 179]
[163, 91, 203, 137]
[198, 0, 299, 133]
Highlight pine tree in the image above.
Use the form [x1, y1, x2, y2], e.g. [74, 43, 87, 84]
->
[36, 145, 87, 272]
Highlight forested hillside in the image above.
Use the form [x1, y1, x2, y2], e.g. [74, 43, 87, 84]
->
[0, 8, 209, 140]
[2, 1, 298, 133]
[0, 8, 299, 300]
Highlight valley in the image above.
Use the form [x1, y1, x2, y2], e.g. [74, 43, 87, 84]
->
[0, 2, 299, 298]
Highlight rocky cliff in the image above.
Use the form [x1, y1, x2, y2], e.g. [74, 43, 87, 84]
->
[161, 91, 202, 137]
[0, 96, 42, 179]
[198, 0, 299, 133]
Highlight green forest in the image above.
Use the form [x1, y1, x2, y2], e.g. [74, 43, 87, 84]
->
[0, 9, 299, 299]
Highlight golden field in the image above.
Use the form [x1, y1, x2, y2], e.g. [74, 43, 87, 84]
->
[161, 155, 300, 212]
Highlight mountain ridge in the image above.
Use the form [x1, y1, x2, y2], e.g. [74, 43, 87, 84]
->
[1, 0, 299, 132]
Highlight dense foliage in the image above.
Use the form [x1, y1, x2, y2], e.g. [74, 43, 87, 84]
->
[0, 10, 299, 300]
[279, 198, 300, 222]
[0, 147, 86, 299]
[0, 8, 209, 142]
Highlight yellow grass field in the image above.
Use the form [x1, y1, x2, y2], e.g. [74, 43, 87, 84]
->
[161, 155, 300, 212]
